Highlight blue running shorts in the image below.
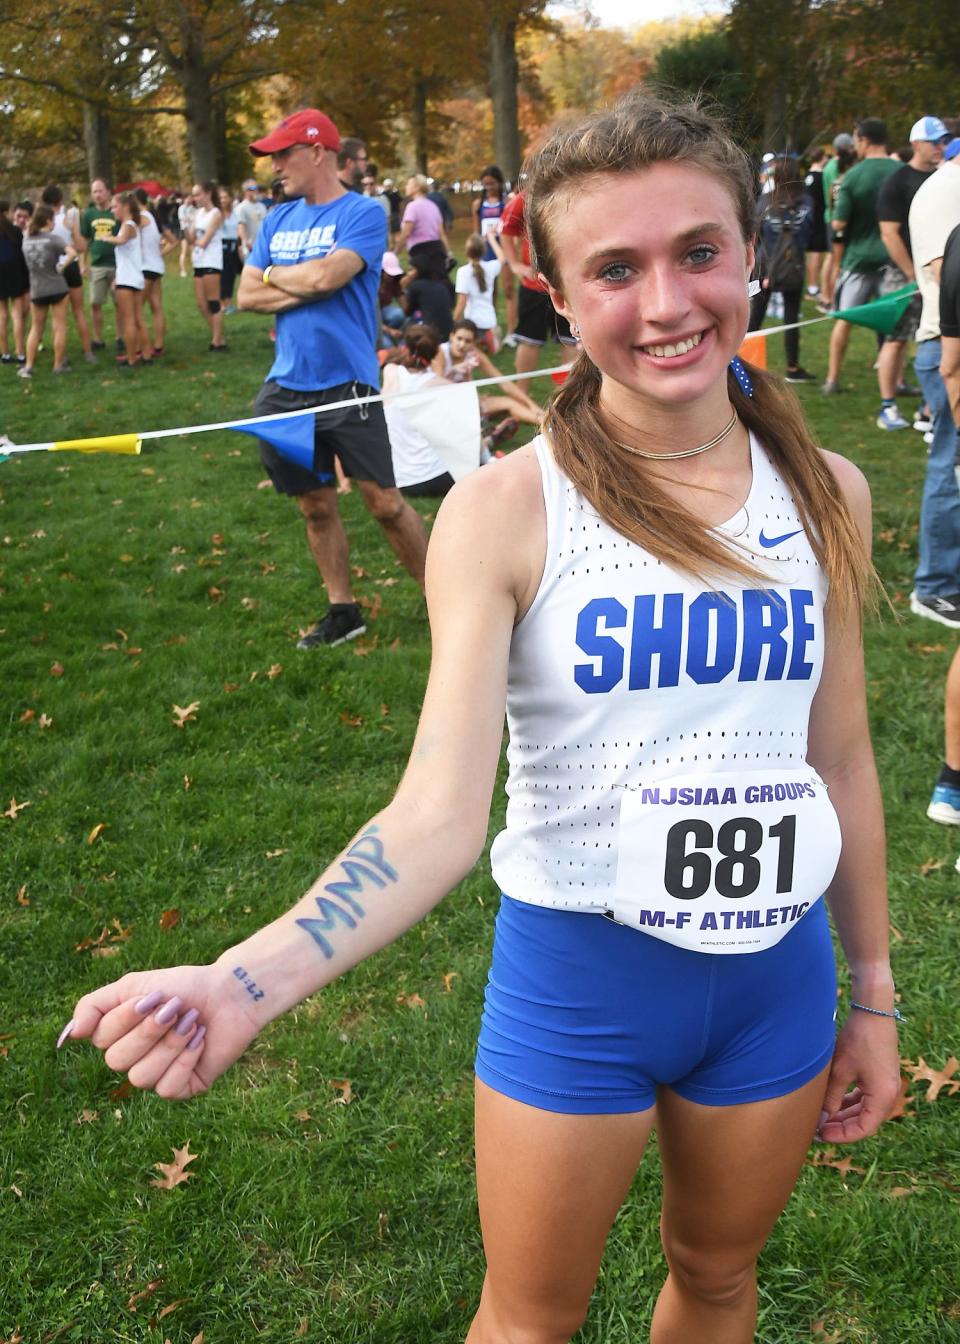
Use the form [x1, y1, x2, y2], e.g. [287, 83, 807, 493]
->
[475, 894, 837, 1114]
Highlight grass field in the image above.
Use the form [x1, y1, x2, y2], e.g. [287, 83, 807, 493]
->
[1, 250, 959, 1344]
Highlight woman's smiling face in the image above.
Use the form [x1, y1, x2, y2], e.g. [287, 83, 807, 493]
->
[544, 162, 754, 414]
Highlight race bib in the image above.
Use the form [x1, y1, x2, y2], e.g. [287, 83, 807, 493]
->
[612, 768, 841, 953]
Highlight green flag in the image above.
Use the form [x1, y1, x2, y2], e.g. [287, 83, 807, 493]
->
[836, 282, 918, 336]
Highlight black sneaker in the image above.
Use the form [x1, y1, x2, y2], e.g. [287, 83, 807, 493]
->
[297, 603, 367, 649]
[910, 592, 960, 629]
[784, 366, 816, 383]
[91, 340, 106, 351]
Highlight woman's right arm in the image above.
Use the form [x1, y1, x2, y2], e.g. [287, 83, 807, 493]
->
[62, 466, 530, 1100]
[99, 222, 134, 248]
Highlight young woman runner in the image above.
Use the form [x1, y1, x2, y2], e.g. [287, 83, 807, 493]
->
[0, 201, 30, 364]
[59, 93, 901, 1344]
[186, 180, 226, 351]
[454, 233, 502, 351]
[472, 164, 517, 338]
[134, 187, 176, 356]
[218, 186, 242, 312]
[99, 193, 151, 368]
[433, 318, 544, 431]
[40, 184, 95, 362]
[18, 205, 75, 377]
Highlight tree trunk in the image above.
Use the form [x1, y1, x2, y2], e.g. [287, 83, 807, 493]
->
[181, 51, 218, 181]
[489, 12, 521, 184]
[411, 78, 429, 174]
[212, 95, 230, 182]
[83, 104, 113, 186]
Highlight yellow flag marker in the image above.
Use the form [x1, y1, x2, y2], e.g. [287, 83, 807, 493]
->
[50, 434, 142, 456]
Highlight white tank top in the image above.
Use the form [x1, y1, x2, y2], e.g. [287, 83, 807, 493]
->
[139, 211, 164, 274]
[489, 431, 836, 949]
[192, 207, 223, 269]
[114, 224, 144, 289]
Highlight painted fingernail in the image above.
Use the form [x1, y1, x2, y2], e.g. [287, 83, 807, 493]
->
[56, 1019, 75, 1049]
[154, 996, 183, 1027]
[134, 990, 166, 1015]
[186, 1025, 206, 1051]
[175, 1008, 200, 1037]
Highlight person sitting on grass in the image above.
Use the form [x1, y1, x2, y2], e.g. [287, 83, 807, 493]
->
[434, 318, 544, 450]
[17, 205, 76, 379]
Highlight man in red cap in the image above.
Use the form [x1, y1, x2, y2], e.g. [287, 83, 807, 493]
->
[238, 109, 427, 649]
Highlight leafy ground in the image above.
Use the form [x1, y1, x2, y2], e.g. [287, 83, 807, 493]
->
[1, 261, 959, 1344]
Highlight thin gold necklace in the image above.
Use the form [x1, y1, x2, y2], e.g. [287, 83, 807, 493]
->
[612, 409, 739, 461]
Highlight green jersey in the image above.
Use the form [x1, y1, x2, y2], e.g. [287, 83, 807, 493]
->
[833, 157, 900, 273]
[80, 207, 118, 267]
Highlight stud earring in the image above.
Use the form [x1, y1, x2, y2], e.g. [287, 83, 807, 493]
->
[569, 321, 580, 340]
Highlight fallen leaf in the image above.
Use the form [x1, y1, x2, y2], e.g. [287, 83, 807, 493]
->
[91, 945, 121, 958]
[807, 1146, 865, 1178]
[904, 1055, 960, 1102]
[888, 1074, 916, 1120]
[159, 909, 180, 931]
[351, 565, 370, 578]
[150, 1142, 199, 1190]
[259, 560, 277, 575]
[443, 972, 459, 993]
[295, 1320, 309, 1338]
[223, 681, 241, 693]
[919, 857, 944, 876]
[38, 713, 52, 729]
[127, 1277, 163, 1310]
[50, 661, 64, 676]
[192, 1334, 205, 1344]
[183, 775, 193, 791]
[340, 712, 363, 727]
[87, 822, 107, 845]
[890, 924, 903, 942]
[353, 636, 379, 657]
[917, 643, 946, 655]
[257, 478, 273, 489]
[240, 597, 258, 610]
[18, 708, 35, 722]
[810, 1323, 842, 1343]
[328, 1079, 353, 1105]
[265, 848, 288, 859]
[889, 1185, 919, 1198]
[377, 1211, 389, 1239]
[172, 702, 200, 729]
[3, 798, 31, 820]
[266, 663, 283, 680]
[165, 634, 188, 646]
[207, 586, 225, 602]
[397, 991, 427, 1011]
[74, 1109, 99, 1125]
[155, 1299, 189, 1321]
[388, 637, 401, 651]
[877, 528, 896, 544]
[357, 592, 383, 619]
[16, 885, 29, 907]
[293, 1109, 312, 1123]
[110, 1081, 135, 1101]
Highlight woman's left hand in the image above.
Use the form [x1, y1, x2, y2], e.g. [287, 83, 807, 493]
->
[817, 1009, 901, 1143]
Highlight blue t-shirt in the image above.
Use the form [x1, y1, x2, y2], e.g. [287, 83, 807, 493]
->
[250, 193, 387, 392]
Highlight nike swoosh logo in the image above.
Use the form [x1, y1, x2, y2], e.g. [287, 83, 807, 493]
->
[758, 528, 803, 549]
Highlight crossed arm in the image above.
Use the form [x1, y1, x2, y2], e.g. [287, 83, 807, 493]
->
[237, 248, 367, 314]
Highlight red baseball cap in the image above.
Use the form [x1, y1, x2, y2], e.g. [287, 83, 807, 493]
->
[249, 109, 340, 157]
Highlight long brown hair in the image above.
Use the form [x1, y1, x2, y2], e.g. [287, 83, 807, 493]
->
[525, 91, 873, 617]
[465, 233, 488, 292]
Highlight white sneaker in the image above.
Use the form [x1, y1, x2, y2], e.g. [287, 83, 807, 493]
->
[876, 405, 909, 431]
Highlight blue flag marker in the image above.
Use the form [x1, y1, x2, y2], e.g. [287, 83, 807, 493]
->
[231, 413, 322, 474]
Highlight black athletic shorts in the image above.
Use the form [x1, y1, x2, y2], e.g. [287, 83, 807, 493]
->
[63, 260, 83, 290]
[252, 379, 396, 495]
[514, 285, 573, 346]
[193, 267, 221, 278]
[32, 291, 68, 308]
[143, 269, 162, 282]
